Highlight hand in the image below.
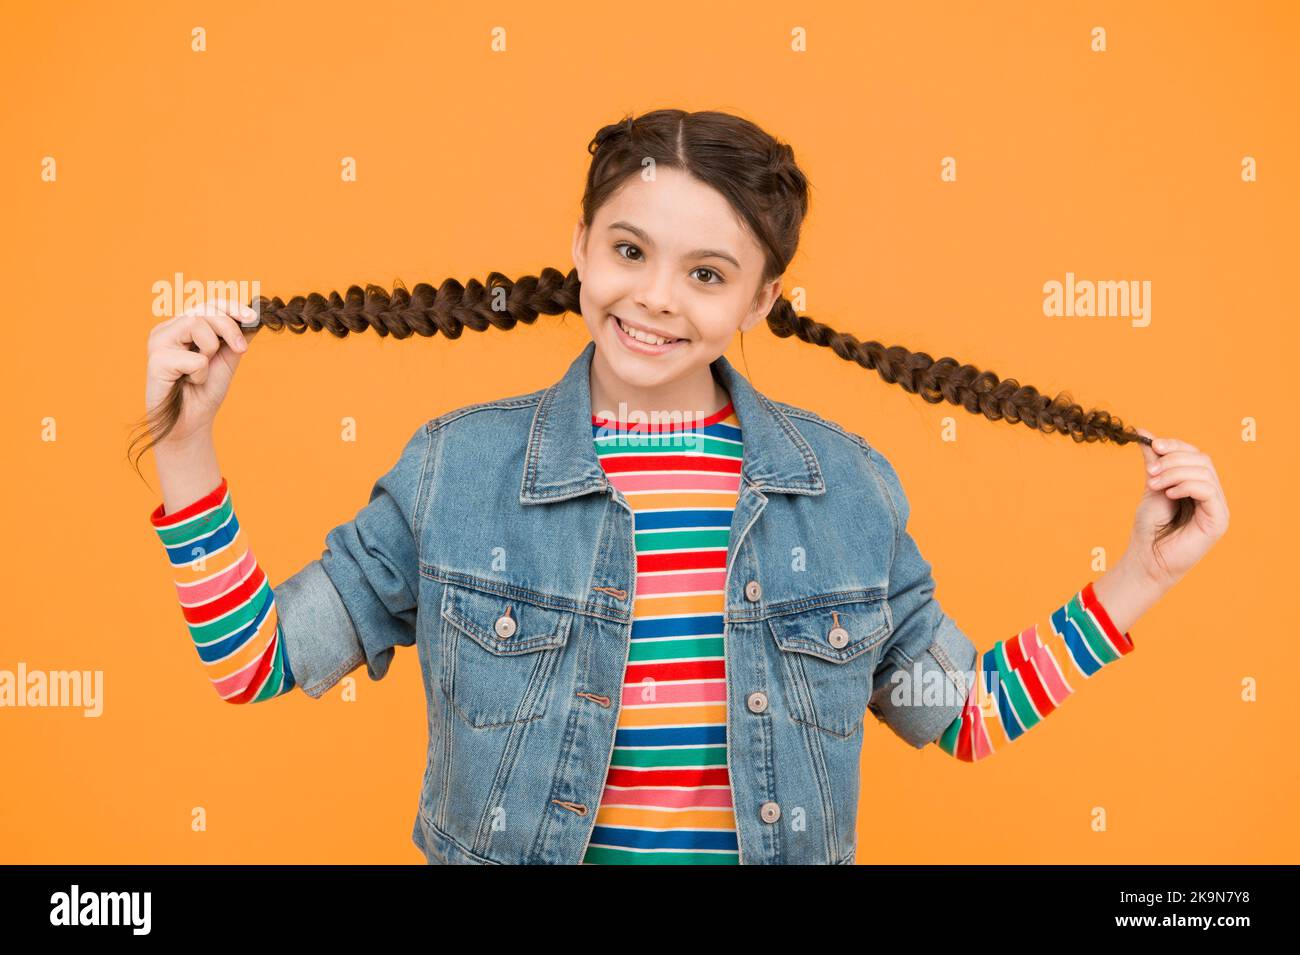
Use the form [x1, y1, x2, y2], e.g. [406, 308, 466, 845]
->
[144, 301, 258, 447]
[1125, 428, 1230, 588]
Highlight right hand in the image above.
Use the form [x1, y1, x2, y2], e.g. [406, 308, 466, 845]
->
[145, 301, 258, 446]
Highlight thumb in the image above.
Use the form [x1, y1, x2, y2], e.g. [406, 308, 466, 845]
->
[1133, 426, 1159, 472]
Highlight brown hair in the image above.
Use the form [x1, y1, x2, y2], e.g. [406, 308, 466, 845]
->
[128, 108, 1192, 555]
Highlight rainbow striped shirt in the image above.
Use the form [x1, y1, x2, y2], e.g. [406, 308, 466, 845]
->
[581, 399, 745, 865]
[151, 480, 296, 703]
[935, 580, 1134, 761]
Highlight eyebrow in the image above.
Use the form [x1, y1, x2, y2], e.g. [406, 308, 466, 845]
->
[607, 220, 742, 270]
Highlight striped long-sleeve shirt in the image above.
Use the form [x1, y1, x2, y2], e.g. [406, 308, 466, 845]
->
[582, 400, 745, 864]
[150, 479, 297, 703]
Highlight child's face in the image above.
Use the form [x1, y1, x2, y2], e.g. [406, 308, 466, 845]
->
[572, 165, 782, 396]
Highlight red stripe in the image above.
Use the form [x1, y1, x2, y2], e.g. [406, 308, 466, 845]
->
[151, 478, 228, 527]
[625, 659, 725, 683]
[606, 767, 731, 788]
[1082, 582, 1134, 654]
[593, 402, 734, 431]
[230, 629, 278, 704]
[600, 454, 741, 475]
[637, 551, 728, 573]
[1007, 637, 1059, 719]
[181, 562, 266, 625]
[956, 702, 974, 761]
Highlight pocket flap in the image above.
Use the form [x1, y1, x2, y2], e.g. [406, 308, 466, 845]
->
[767, 593, 892, 664]
[441, 583, 573, 655]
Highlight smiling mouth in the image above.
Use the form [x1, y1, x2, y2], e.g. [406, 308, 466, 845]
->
[611, 314, 686, 345]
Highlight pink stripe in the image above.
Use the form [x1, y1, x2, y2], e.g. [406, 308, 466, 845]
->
[613, 472, 741, 493]
[177, 545, 258, 605]
[600, 786, 734, 809]
[1022, 623, 1073, 702]
[966, 681, 996, 759]
[211, 639, 269, 697]
[621, 681, 727, 706]
[633, 570, 727, 595]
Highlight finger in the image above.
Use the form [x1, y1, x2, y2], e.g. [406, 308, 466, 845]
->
[1133, 427, 1159, 470]
[203, 305, 252, 355]
[188, 318, 222, 359]
[1152, 435, 1200, 456]
[155, 348, 208, 385]
[1147, 465, 1213, 489]
[1164, 479, 1230, 531]
[1147, 450, 1215, 476]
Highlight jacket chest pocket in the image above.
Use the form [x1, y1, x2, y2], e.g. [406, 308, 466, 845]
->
[767, 592, 893, 739]
[438, 582, 574, 730]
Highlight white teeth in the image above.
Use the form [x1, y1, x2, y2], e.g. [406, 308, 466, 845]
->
[616, 316, 679, 346]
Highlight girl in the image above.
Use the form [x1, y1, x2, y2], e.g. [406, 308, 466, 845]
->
[135, 109, 1229, 865]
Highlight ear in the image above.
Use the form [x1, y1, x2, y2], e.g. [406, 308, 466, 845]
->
[741, 276, 783, 333]
[571, 220, 587, 280]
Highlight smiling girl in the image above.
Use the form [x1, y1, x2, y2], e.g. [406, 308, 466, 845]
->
[134, 109, 1229, 864]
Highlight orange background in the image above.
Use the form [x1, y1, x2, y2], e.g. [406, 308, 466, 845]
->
[1, 0, 1295, 863]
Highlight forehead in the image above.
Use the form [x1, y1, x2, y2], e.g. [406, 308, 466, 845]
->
[594, 169, 759, 261]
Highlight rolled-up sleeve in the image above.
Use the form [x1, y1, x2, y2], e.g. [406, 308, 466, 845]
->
[864, 445, 978, 749]
[276, 421, 433, 698]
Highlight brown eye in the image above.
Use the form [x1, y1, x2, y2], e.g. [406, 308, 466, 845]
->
[613, 241, 642, 261]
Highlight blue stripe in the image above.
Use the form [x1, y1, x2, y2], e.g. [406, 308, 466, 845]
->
[589, 825, 739, 851]
[635, 509, 734, 531]
[194, 583, 273, 660]
[163, 511, 241, 565]
[631, 615, 725, 639]
[985, 647, 1025, 741]
[1051, 603, 1103, 677]
[615, 724, 727, 747]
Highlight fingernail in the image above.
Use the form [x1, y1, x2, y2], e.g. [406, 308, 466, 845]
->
[1147, 464, 1159, 474]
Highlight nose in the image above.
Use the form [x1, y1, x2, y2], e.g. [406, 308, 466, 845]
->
[632, 265, 677, 317]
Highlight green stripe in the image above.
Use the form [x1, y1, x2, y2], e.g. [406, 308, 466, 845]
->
[155, 493, 234, 547]
[629, 636, 724, 662]
[251, 640, 285, 702]
[635, 529, 731, 552]
[582, 845, 739, 865]
[936, 714, 961, 755]
[992, 640, 1042, 732]
[594, 435, 741, 458]
[189, 577, 270, 646]
[610, 746, 729, 768]
[1065, 593, 1120, 665]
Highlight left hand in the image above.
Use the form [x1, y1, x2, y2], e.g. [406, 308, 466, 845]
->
[1125, 428, 1231, 588]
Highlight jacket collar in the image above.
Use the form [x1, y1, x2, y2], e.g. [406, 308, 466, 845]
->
[520, 340, 825, 504]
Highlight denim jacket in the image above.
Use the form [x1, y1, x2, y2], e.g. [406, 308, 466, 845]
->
[273, 340, 978, 864]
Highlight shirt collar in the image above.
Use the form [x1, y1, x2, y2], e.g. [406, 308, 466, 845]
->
[520, 340, 825, 504]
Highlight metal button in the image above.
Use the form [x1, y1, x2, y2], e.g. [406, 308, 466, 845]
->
[827, 625, 849, 649]
[494, 613, 517, 639]
[746, 691, 768, 714]
[745, 580, 762, 602]
[759, 801, 781, 824]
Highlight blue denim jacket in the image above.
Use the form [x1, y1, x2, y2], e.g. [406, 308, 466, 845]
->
[273, 340, 977, 864]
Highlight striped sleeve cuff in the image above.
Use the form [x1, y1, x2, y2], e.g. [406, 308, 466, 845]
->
[934, 580, 1134, 761]
[151, 479, 297, 703]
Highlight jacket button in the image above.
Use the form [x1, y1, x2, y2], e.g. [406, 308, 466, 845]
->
[760, 801, 781, 824]
[745, 580, 762, 602]
[827, 625, 849, 649]
[746, 691, 768, 714]
[494, 614, 517, 639]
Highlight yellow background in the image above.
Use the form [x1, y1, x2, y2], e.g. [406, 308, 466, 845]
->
[1, 0, 1295, 863]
